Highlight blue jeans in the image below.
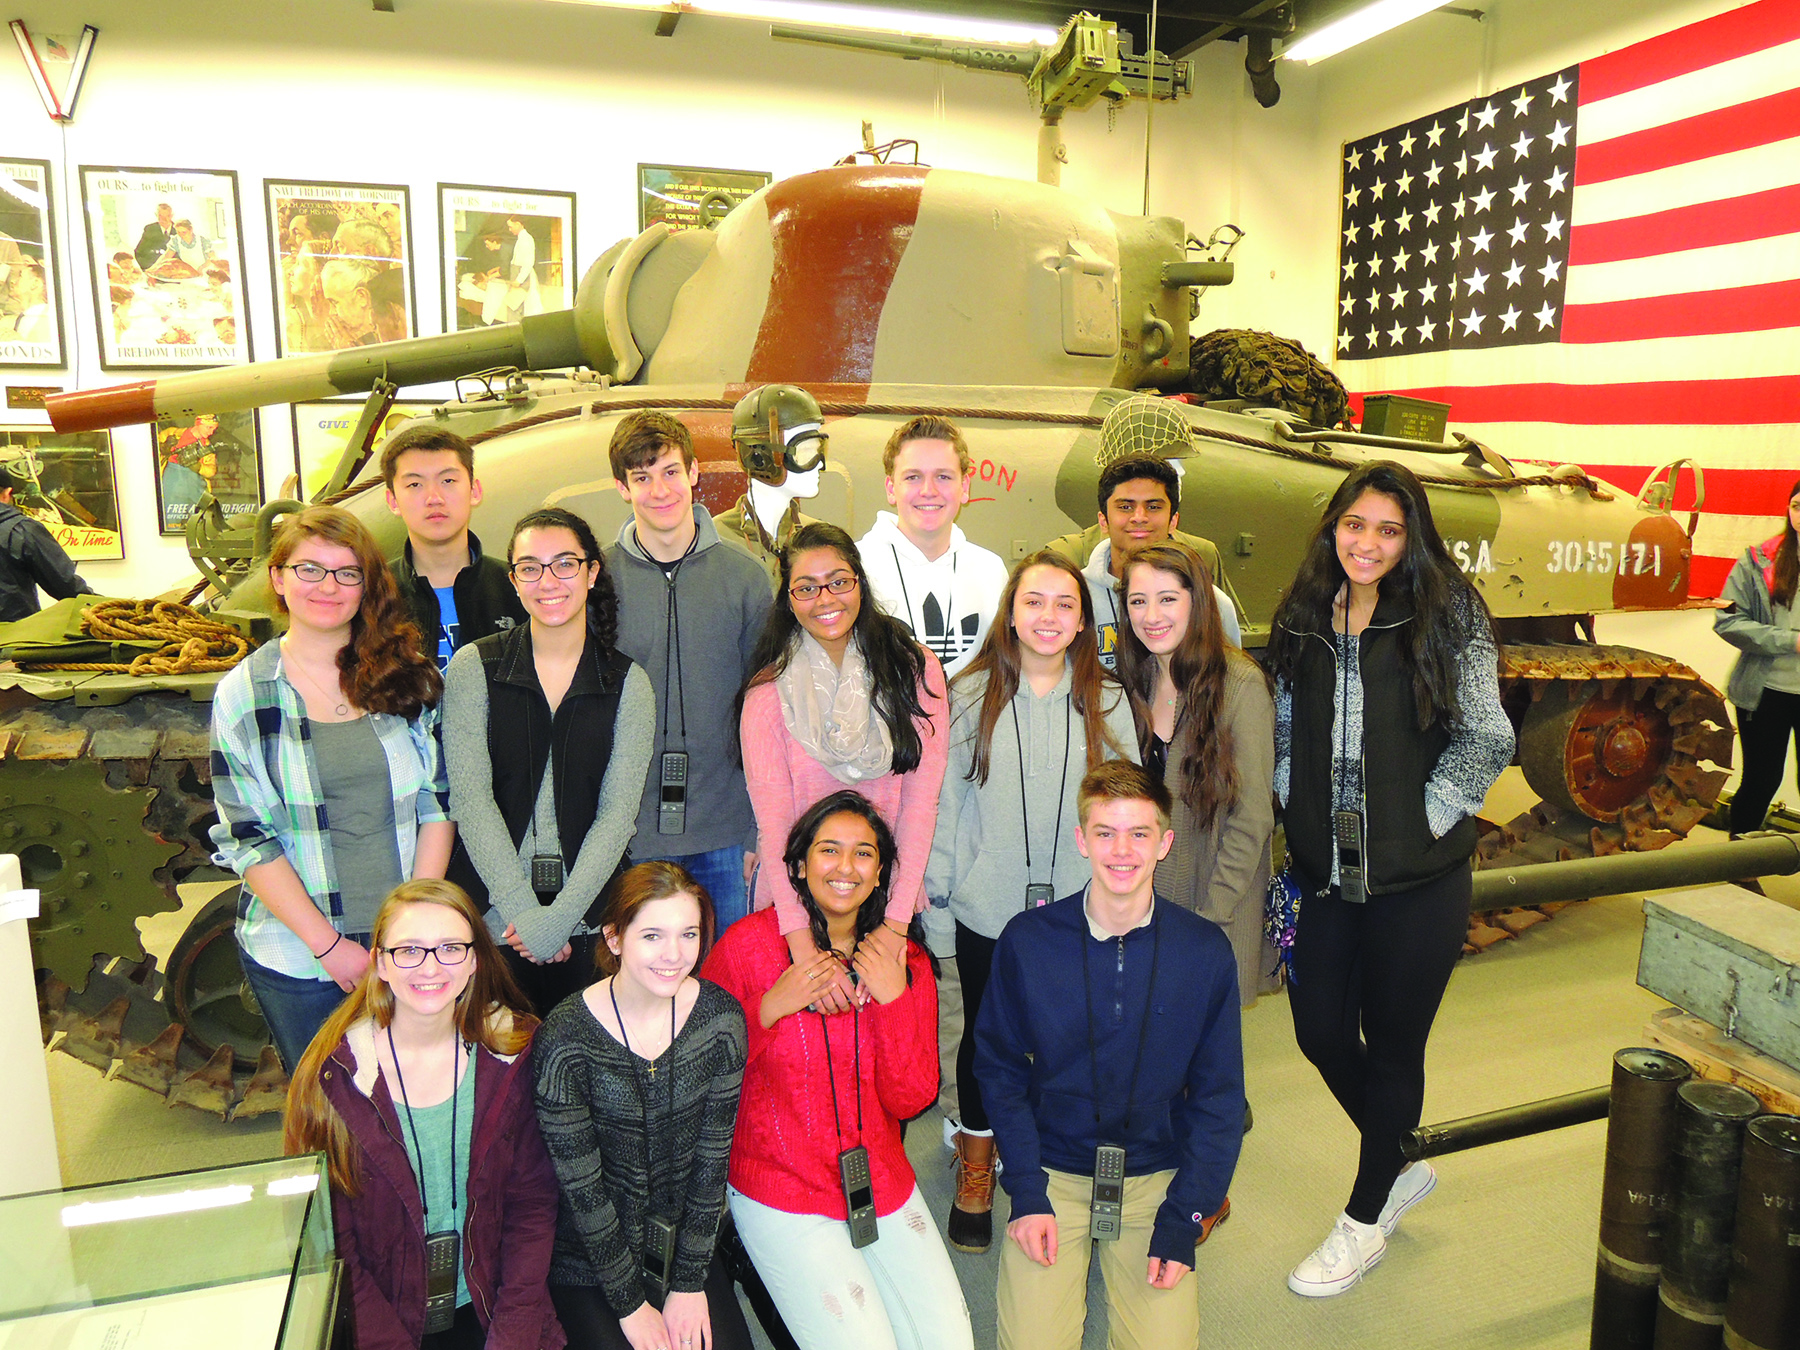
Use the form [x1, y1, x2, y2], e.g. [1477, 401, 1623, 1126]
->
[640, 844, 749, 931]
[729, 1185, 973, 1350]
[238, 942, 351, 1072]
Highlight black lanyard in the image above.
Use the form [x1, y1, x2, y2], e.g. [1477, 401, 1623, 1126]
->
[891, 544, 956, 659]
[817, 1006, 863, 1149]
[1012, 693, 1073, 886]
[387, 1026, 462, 1229]
[1079, 896, 1161, 1141]
[609, 979, 679, 1218]
[659, 528, 699, 754]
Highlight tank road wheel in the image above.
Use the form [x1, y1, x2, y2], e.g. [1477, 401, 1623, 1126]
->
[1480, 644, 1734, 869]
[165, 885, 270, 1070]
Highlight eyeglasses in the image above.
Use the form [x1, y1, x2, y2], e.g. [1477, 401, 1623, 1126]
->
[510, 555, 589, 584]
[789, 574, 858, 603]
[282, 562, 365, 586]
[381, 941, 472, 968]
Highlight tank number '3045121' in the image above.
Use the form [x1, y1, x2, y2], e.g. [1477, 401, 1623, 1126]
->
[1546, 540, 1663, 575]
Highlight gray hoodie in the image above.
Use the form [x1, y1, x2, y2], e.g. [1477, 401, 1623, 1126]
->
[607, 505, 772, 856]
[926, 663, 1140, 940]
[1082, 537, 1241, 670]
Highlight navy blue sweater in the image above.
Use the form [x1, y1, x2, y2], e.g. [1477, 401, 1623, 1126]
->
[974, 890, 1244, 1263]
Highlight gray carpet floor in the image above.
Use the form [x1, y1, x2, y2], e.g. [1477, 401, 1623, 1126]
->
[46, 856, 1799, 1349]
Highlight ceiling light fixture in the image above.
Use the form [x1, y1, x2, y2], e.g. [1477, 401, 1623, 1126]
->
[545, 0, 1059, 47]
[1281, 0, 1449, 64]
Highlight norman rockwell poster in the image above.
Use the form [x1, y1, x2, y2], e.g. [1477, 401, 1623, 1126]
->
[266, 179, 416, 355]
[0, 158, 66, 368]
[79, 165, 252, 371]
[290, 399, 432, 501]
[152, 408, 261, 535]
[0, 427, 122, 560]
[438, 183, 574, 331]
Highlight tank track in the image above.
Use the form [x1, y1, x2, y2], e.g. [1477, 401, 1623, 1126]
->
[3, 692, 286, 1118]
[1466, 643, 1734, 952]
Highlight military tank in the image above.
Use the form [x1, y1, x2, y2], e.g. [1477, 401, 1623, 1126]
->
[18, 161, 1730, 1113]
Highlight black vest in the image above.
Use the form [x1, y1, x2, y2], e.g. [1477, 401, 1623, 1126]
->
[1285, 593, 1475, 896]
[447, 623, 633, 919]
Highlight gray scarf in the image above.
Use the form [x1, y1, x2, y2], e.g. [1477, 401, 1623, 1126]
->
[775, 632, 894, 784]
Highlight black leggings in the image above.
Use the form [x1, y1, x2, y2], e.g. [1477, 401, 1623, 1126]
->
[501, 933, 601, 1019]
[1287, 864, 1471, 1226]
[551, 1246, 754, 1350]
[1731, 689, 1800, 834]
[953, 922, 999, 1134]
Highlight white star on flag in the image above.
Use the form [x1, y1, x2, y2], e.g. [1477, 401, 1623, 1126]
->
[1511, 131, 1534, 160]
[1545, 73, 1569, 103]
[1399, 130, 1417, 155]
[1532, 301, 1554, 329]
[1511, 89, 1533, 117]
[1469, 227, 1494, 254]
[1499, 306, 1521, 331]
[1473, 144, 1498, 172]
[1460, 310, 1485, 335]
[1466, 268, 1489, 294]
[1474, 103, 1498, 130]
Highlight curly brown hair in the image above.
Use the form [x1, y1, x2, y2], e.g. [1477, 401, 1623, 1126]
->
[268, 505, 442, 718]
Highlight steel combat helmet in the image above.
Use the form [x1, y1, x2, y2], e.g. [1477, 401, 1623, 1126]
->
[1096, 394, 1192, 473]
[730, 384, 828, 486]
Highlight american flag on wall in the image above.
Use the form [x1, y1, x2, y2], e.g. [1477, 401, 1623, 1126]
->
[1332, 0, 1800, 596]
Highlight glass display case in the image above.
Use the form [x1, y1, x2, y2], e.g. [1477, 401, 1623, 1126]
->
[0, 1153, 345, 1350]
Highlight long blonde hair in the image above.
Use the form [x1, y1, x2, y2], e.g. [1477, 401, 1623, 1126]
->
[282, 879, 535, 1194]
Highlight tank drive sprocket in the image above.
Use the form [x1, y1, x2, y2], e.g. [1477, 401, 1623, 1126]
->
[1478, 644, 1733, 870]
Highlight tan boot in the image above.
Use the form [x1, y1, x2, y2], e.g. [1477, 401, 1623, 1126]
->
[948, 1132, 996, 1252]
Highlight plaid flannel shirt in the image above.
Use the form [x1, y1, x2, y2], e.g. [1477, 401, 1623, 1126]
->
[209, 639, 450, 979]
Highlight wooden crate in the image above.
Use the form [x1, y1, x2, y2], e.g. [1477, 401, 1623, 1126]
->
[1641, 1007, 1800, 1115]
[1638, 884, 1800, 1071]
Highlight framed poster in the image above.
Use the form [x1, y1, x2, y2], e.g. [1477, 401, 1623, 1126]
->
[78, 165, 252, 371]
[437, 183, 575, 332]
[290, 399, 435, 501]
[638, 163, 771, 232]
[265, 179, 416, 355]
[152, 409, 261, 535]
[0, 426, 122, 559]
[0, 158, 67, 369]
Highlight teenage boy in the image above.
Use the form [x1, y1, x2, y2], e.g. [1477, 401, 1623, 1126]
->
[1067, 454, 1242, 668]
[976, 760, 1244, 1350]
[606, 410, 771, 929]
[384, 423, 525, 669]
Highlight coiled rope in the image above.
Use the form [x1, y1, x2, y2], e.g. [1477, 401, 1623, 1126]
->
[17, 600, 250, 675]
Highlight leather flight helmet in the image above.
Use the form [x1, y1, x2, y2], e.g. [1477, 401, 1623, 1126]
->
[730, 384, 827, 486]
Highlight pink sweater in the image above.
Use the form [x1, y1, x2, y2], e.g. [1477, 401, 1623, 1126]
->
[741, 652, 949, 935]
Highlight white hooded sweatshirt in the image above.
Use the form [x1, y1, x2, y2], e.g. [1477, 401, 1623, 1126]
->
[858, 511, 1010, 680]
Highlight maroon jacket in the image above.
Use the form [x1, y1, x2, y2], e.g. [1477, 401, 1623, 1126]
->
[319, 1013, 566, 1350]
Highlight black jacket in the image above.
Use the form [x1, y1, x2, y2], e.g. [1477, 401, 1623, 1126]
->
[0, 503, 94, 624]
[1285, 592, 1475, 895]
[395, 531, 525, 668]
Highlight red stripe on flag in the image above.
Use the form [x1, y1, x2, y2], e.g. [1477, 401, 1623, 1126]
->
[1574, 84, 1800, 185]
[1365, 375, 1800, 424]
[1577, 0, 1800, 104]
[1568, 182, 1800, 264]
[1561, 277, 1800, 342]
[1690, 554, 1732, 597]
[1553, 463, 1796, 515]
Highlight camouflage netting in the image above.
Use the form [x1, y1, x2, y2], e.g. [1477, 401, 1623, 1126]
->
[1186, 329, 1351, 428]
[1096, 394, 1192, 472]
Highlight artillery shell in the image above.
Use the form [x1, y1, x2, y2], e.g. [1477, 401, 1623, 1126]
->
[1592, 1048, 1693, 1350]
[1654, 1080, 1761, 1349]
[1723, 1115, 1800, 1350]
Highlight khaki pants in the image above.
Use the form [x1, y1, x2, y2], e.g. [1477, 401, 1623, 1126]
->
[936, 956, 963, 1121]
[997, 1169, 1199, 1350]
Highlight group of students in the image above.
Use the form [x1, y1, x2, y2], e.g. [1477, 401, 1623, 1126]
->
[211, 396, 1521, 1350]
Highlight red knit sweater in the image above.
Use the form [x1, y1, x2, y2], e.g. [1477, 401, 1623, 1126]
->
[701, 909, 938, 1219]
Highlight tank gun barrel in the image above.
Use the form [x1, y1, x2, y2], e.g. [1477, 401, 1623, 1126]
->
[1403, 1086, 1612, 1160]
[769, 26, 1039, 76]
[46, 310, 586, 433]
[1471, 832, 1800, 911]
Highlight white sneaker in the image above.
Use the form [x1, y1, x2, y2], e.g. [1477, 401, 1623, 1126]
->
[1287, 1214, 1386, 1297]
[1378, 1162, 1437, 1236]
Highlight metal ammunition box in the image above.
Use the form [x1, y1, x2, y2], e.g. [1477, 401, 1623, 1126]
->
[1359, 393, 1450, 442]
[1639, 885, 1800, 1072]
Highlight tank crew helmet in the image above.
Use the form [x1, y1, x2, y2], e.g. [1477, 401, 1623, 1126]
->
[731, 384, 828, 487]
[1096, 394, 1193, 473]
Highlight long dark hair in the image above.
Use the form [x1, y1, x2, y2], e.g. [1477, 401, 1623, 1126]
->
[1770, 477, 1800, 608]
[957, 550, 1123, 785]
[507, 506, 618, 653]
[742, 523, 931, 774]
[783, 790, 897, 957]
[1117, 542, 1265, 827]
[268, 505, 441, 719]
[1266, 461, 1496, 731]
